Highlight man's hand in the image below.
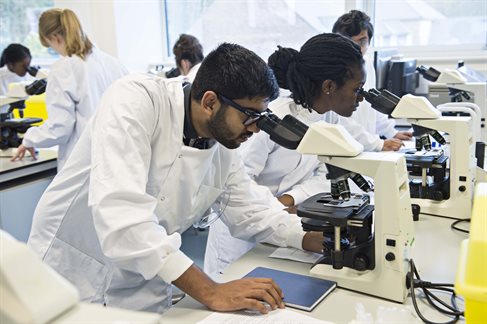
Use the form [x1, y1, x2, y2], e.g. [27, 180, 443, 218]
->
[283, 205, 298, 214]
[382, 138, 403, 151]
[278, 194, 294, 207]
[302, 232, 323, 253]
[394, 131, 413, 141]
[11, 144, 37, 162]
[205, 278, 284, 313]
[173, 265, 284, 314]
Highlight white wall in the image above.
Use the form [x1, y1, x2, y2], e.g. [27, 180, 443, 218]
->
[54, 0, 166, 72]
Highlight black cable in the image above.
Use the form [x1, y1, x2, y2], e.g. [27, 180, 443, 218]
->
[418, 213, 470, 234]
[451, 219, 470, 234]
[411, 260, 463, 317]
[419, 212, 463, 221]
[409, 259, 464, 324]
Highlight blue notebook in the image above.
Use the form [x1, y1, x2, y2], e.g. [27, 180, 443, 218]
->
[244, 267, 336, 312]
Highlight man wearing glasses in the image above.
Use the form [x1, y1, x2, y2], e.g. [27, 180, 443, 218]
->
[28, 43, 323, 315]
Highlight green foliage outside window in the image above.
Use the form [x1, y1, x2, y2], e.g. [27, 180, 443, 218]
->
[0, 0, 54, 58]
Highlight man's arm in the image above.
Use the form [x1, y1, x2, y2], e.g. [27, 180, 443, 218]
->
[173, 264, 285, 314]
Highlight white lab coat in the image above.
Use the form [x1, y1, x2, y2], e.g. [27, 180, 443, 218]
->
[0, 65, 31, 95]
[0, 66, 32, 113]
[27, 75, 305, 313]
[184, 62, 201, 82]
[204, 97, 332, 278]
[21, 47, 127, 170]
[348, 56, 398, 150]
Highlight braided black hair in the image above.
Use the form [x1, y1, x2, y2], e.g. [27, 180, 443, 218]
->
[332, 10, 374, 41]
[0, 44, 31, 67]
[268, 33, 363, 110]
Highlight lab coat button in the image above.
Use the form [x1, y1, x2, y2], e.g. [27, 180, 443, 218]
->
[160, 196, 165, 201]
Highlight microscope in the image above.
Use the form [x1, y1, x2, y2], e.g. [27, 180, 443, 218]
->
[0, 68, 47, 156]
[418, 63, 487, 143]
[0, 231, 160, 324]
[362, 88, 485, 220]
[257, 113, 415, 303]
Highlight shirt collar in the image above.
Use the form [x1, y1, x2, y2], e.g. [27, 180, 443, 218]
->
[182, 83, 215, 149]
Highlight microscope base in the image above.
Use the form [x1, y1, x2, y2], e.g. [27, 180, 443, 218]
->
[411, 197, 471, 220]
[476, 166, 487, 183]
[309, 262, 409, 303]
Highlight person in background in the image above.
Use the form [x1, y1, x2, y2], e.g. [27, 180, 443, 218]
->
[204, 33, 367, 277]
[27, 43, 323, 314]
[173, 34, 204, 82]
[11, 8, 128, 170]
[332, 10, 413, 151]
[0, 44, 33, 96]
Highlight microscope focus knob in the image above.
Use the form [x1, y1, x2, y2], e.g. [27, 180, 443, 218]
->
[353, 255, 369, 271]
[385, 252, 396, 261]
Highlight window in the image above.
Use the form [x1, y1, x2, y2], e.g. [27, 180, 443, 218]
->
[164, 0, 347, 59]
[163, 0, 486, 60]
[0, 0, 55, 60]
[373, 0, 487, 47]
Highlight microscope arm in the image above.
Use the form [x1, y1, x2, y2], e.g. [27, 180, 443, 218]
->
[256, 112, 367, 200]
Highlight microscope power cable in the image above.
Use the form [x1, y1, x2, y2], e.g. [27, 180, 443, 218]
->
[408, 259, 464, 324]
[450, 219, 470, 234]
[419, 212, 470, 234]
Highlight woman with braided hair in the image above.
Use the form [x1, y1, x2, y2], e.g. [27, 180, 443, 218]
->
[205, 33, 369, 278]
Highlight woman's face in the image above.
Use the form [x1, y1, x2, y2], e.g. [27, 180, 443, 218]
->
[8, 56, 31, 77]
[351, 29, 370, 56]
[45, 34, 67, 56]
[328, 64, 366, 117]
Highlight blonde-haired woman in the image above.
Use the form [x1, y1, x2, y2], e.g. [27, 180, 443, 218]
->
[12, 8, 128, 170]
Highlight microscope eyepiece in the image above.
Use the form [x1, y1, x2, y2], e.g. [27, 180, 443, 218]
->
[26, 65, 40, 77]
[360, 88, 400, 115]
[416, 65, 441, 82]
[25, 79, 47, 96]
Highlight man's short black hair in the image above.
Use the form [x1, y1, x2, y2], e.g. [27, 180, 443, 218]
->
[332, 10, 374, 42]
[191, 43, 279, 102]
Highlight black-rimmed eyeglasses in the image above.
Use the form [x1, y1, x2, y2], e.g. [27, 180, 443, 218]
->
[218, 94, 271, 126]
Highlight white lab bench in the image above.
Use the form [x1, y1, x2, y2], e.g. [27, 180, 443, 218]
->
[0, 149, 57, 241]
[163, 215, 467, 323]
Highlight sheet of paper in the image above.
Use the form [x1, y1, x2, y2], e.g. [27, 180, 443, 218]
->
[197, 308, 332, 324]
[269, 247, 321, 264]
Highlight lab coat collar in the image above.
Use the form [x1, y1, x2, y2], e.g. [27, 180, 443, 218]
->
[182, 82, 214, 149]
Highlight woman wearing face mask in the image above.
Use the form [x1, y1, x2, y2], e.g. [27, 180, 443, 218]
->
[11, 8, 128, 170]
[205, 33, 368, 278]
[0, 44, 34, 96]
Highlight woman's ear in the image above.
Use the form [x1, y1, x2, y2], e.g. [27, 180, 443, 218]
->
[321, 80, 334, 95]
